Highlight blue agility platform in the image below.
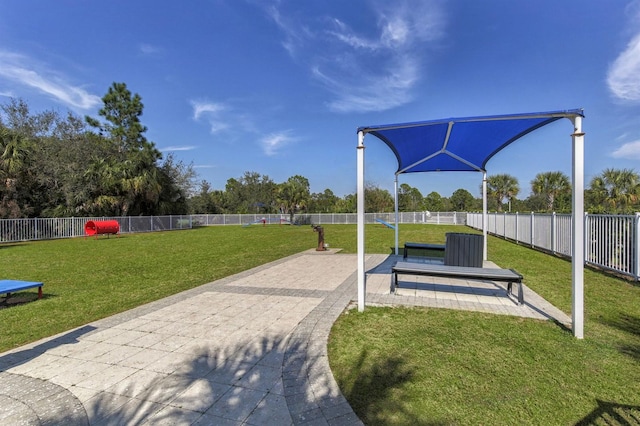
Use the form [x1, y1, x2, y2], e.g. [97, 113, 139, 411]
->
[0, 279, 44, 299]
[375, 218, 396, 230]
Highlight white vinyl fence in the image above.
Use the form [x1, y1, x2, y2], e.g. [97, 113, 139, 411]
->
[467, 212, 640, 280]
[0, 211, 464, 243]
[3, 211, 639, 280]
[191, 211, 465, 226]
[0, 216, 193, 242]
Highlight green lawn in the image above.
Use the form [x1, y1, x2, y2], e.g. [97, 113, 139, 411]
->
[0, 225, 312, 350]
[0, 222, 406, 350]
[2, 223, 639, 424]
[328, 226, 640, 425]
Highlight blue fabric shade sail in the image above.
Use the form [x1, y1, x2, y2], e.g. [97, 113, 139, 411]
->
[357, 109, 584, 174]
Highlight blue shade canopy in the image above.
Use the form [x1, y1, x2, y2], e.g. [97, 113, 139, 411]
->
[358, 109, 584, 174]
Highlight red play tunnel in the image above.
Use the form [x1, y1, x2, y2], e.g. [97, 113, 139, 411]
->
[84, 220, 120, 236]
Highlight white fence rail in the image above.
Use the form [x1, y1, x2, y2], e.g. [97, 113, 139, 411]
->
[0, 216, 193, 242]
[191, 211, 465, 226]
[0, 211, 465, 244]
[467, 212, 640, 280]
[3, 211, 638, 280]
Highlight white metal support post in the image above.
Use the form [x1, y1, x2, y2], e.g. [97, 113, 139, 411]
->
[394, 176, 399, 255]
[571, 116, 585, 339]
[636, 213, 640, 280]
[482, 171, 488, 261]
[357, 131, 366, 312]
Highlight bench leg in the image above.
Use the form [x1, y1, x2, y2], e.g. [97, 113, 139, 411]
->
[518, 282, 524, 305]
[38, 286, 43, 299]
[507, 282, 524, 305]
[390, 273, 396, 294]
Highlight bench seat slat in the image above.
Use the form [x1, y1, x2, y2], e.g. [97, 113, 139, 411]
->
[391, 262, 524, 304]
[392, 262, 521, 281]
[403, 243, 445, 260]
[403, 243, 445, 250]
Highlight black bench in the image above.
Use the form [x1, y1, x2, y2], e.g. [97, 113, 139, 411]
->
[403, 242, 445, 260]
[391, 261, 524, 304]
[0, 279, 44, 300]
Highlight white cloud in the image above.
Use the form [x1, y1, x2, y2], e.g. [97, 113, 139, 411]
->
[265, 0, 445, 113]
[327, 19, 381, 50]
[375, 0, 445, 44]
[190, 98, 294, 157]
[611, 140, 640, 159]
[260, 131, 295, 156]
[381, 17, 410, 47]
[607, 33, 640, 102]
[265, 4, 308, 58]
[616, 132, 630, 141]
[190, 100, 230, 133]
[312, 53, 418, 113]
[160, 145, 197, 152]
[138, 43, 162, 55]
[0, 50, 101, 110]
[191, 100, 225, 120]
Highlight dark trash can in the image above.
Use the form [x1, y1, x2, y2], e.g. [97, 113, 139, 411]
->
[444, 233, 483, 267]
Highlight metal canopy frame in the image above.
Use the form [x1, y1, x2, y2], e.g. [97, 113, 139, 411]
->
[356, 109, 585, 338]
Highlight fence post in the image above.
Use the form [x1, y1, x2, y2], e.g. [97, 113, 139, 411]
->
[503, 211, 507, 239]
[531, 211, 535, 248]
[633, 212, 640, 281]
[584, 212, 589, 266]
[515, 212, 519, 245]
[552, 212, 556, 255]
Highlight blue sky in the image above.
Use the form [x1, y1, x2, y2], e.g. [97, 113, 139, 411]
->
[1, 0, 640, 199]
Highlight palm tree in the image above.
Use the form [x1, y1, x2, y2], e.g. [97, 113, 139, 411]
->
[486, 174, 519, 212]
[277, 175, 310, 223]
[589, 168, 640, 213]
[0, 126, 33, 218]
[82, 157, 125, 215]
[531, 171, 571, 212]
[0, 127, 30, 184]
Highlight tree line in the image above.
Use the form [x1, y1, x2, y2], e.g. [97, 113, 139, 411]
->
[189, 169, 640, 216]
[0, 84, 194, 218]
[1, 85, 638, 218]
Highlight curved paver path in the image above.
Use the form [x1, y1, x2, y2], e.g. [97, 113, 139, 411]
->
[0, 372, 89, 425]
[0, 250, 369, 425]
